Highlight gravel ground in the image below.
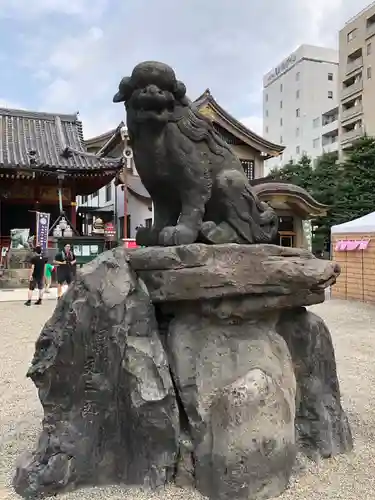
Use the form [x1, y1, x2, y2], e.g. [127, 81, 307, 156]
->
[0, 299, 375, 500]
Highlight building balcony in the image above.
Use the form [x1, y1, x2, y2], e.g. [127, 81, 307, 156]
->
[341, 126, 364, 145]
[321, 119, 338, 134]
[341, 103, 363, 122]
[341, 80, 363, 100]
[346, 57, 363, 75]
[367, 22, 375, 39]
[322, 141, 339, 153]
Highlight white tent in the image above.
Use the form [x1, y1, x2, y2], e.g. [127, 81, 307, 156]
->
[331, 211, 375, 234]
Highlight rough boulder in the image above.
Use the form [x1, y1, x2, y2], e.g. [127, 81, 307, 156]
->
[14, 244, 352, 500]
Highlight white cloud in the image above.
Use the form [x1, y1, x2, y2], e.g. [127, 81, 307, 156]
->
[8, 0, 375, 140]
[240, 116, 263, 136]
[0, 0, 108, 19]
[33, 69, 51, 82]
[0, 99, 23, 109]
[47, 27, 104, 75]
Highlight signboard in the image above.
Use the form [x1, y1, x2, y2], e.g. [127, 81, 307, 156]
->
[104, 222, 116, 241]
[36, 212, 51, 250]
[266, 53, 297, 85]
[74, 244, 99, 257]
[5, 184, 71, 202]
[124, 238, 138, 249]
[39, 186, 71, 203]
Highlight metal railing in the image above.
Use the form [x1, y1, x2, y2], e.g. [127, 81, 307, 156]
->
[346, 57, 363, 75]
[341, 103, 363, 121]
[342, 79, 363, 99]
[341, 126, 364, 143]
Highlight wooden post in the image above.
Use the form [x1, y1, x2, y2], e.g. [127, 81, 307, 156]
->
[123, 165, 128, 239]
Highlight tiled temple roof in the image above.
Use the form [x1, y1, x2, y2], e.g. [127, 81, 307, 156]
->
[0, 107, 119, 173]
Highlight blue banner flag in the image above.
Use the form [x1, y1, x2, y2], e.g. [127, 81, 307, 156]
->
[36, 212, 51, 250]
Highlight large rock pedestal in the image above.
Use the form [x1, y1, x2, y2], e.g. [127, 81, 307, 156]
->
[14, 244, 353, 500]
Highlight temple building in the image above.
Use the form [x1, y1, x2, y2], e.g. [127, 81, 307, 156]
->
[194, 89, 284, 179]
[82, 123, 153, 239]
[0, 107, 119, 253]
[81, 90, 327, 248]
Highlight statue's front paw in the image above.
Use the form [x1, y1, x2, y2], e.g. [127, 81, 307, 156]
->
[159, 224, 198, 246]
[135, 227, 160, 246]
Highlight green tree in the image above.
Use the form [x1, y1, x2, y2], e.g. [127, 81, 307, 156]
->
[310, 151, 339, 250]
[334, 136, 375, 224]
[267, 154, 313, 192]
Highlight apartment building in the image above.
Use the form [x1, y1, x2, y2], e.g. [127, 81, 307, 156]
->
[339, 2, 375, 153]
[263, 45, 339, 171]
[321, 106, 339, 154]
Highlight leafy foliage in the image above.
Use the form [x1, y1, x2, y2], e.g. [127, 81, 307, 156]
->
[334, 136, 375, 224]
[265, 137, 375, 251]
[267, 155, 313, 192]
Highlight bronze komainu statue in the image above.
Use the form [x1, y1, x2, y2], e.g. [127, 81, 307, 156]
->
[113, 61, 278, 247]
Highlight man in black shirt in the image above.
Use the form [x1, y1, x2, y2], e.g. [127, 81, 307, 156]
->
[54, 243, 76, 299]
[25, 245, 47, 306]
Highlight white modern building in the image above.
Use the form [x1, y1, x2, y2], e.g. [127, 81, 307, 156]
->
[263, 44, 339, 171]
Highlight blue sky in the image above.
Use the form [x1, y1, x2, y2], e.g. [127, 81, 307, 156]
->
[0, 0, 371, 138]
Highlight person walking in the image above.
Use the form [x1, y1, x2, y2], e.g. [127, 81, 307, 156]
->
[25, 245, 47, 306]
[53, 243, 76, 299]
[44, 261, 54, 293]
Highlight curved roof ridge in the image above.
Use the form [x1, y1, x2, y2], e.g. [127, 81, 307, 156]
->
[0, 107, 78, 122]
[196, 91, 283, 154]
[85, 122, 124, 144]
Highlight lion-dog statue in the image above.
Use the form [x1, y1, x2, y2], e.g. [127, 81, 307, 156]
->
[113, 61, 278, 247]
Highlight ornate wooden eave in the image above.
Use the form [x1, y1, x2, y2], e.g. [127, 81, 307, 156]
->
[252, 180, 328, 218]
[194, 89, 284, 159]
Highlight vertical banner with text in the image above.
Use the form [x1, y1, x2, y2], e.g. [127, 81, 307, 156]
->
[36, 212, 51, 250]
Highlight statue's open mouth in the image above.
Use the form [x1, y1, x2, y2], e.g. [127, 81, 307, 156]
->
[133, 89, 174, 118]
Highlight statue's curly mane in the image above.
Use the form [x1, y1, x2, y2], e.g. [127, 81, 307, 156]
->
[171, 102, 234, 158]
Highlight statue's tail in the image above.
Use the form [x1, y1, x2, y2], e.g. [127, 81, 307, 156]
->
[228, 185, 278, 244]
[244, 185, 278, 243]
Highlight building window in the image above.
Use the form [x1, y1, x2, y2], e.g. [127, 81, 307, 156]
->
[328, 90, 333, 99]
[367, 14, 375, 29]
[367, 66, 372, 79]
[81, 195, 88, 203]
[296, 108, 300, 117]
[145, 218, 152, 228]
[92, 190, 99, 198]
[296, 72, 300, 81]
[105, 183, 111, 202]
[367, 43, 372, 56]
[280, 118, 283, 126]
[280, 100, 283, 109]
[328, 72, 333, 81]
[265, 126, 269, 133]
[347, 29, 356, 42]
[313, 117, 320, 128]
[296, 127, 300, 137]
[296, 146, 300, 154]
[265, 93, 268, 102]
[240, 160, 254, 181]
[280, 83, 283, 92]
[280, 136, 283, 144]
[265, 109, 269, 117]
[313, 138, 320, 149]
[296, 89, 300, 99]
